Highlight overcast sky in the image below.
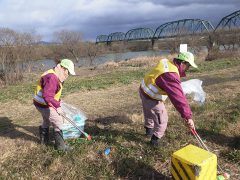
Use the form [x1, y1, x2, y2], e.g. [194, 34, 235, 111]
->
[0, 0, 239, 42]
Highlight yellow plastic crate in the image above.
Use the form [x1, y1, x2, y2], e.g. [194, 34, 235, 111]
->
[171, 144, 217, 180]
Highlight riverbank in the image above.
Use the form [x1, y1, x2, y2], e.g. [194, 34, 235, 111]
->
[0, 57, 239, 179]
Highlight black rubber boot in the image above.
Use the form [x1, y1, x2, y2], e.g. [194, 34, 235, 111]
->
[39, 126, 49, 145]
[145, 127, 153, 136]
[54, 130, 71, 151]
[150, 134, 159, 146]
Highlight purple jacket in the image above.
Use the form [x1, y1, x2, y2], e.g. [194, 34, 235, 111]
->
[142, 59, 192, 120]
[33, 71, 61, 108]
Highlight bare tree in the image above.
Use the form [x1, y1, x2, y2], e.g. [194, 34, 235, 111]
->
[0, 28, 41, 85]
[0, 28, 19, 85]
[83, 42, 105, 66]
[206, 28, 240, 60]
[53, 30, 83, 63]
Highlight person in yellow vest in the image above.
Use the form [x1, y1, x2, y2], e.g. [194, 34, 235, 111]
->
[33, 59, 75, 151]
[139, 52, 197, 146]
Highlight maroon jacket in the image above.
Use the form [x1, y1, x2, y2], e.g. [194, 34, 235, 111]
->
[33, 72, 61, 108]
[141, 59, 192, 120]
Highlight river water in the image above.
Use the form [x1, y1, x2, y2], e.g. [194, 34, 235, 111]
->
[31, 50, 169, 71]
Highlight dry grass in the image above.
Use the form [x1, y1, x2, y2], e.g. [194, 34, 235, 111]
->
[207, 49, 240, 61]
[0, 57, 240, 179]
[118, 54, 178, 68]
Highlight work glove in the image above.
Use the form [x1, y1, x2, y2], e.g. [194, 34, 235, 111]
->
[186, 119, 195, 130]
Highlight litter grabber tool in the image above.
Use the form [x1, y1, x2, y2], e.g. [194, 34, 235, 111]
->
[190, 128, 230, 179]
[190, 128, 210, 151]
[49, 103, 92, 141]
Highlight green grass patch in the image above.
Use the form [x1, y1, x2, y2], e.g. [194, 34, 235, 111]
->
[63, 69, 146, 94]
[188, 58, 240, 73]
[0, 58, 239, 102]
[220, 149, 240, 163]
[0, 83, 36, 103]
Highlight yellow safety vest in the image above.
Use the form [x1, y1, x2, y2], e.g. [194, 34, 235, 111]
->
[141, 59, 179, 101]
[33, 69, 63, 106]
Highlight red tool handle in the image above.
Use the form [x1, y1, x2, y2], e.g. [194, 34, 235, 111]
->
[190, 128, 197, 136]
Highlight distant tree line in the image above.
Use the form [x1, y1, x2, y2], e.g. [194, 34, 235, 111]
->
[0, 27, 158, 86]
[0, 28, 111, 85]
[0, 27, 239, 86]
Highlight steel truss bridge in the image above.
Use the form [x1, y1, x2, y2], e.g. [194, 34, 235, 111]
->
[215, 10, 240, 31]
[96, 10, 240, 46]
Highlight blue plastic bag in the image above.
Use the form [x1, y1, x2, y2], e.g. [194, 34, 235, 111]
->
[61, 103, 87, 139]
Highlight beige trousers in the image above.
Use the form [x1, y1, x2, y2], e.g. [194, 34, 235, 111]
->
[139, 89, 168, 139]
[35, 106, 63, 132]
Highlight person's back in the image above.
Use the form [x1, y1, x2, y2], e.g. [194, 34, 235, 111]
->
[141, 58, 179, 101]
